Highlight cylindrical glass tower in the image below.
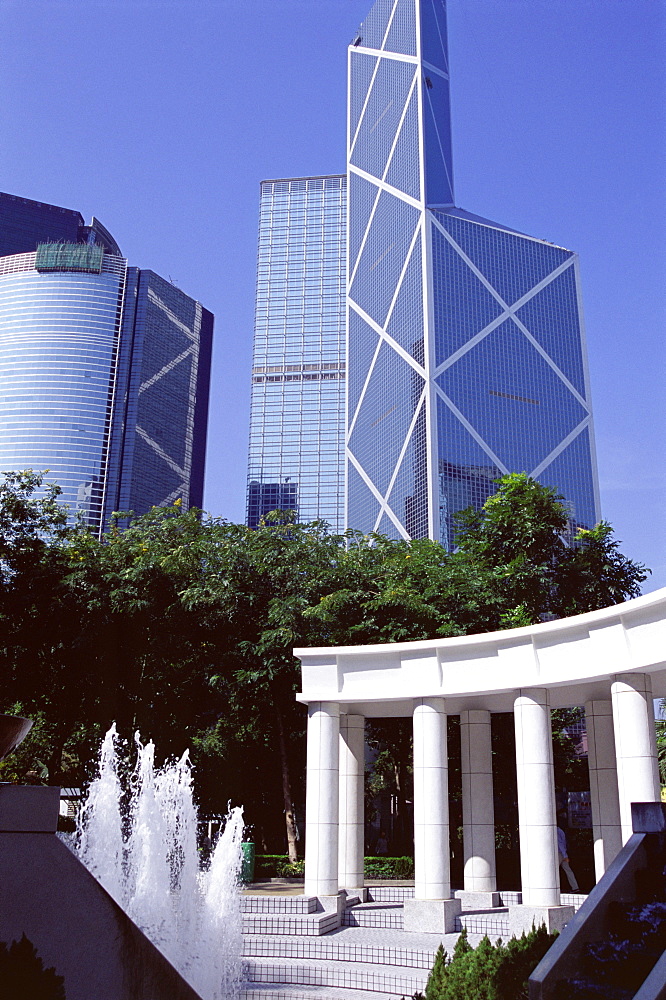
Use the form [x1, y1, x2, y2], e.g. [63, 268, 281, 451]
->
[0, 247, 127, 528]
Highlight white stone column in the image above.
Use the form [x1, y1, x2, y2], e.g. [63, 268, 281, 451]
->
[585, 699, 623, 879]
[459, 709, 498, 907]
[611, 673, 660, 844]
[413, 697, 450, 899]
[338, 714, 365, 891]
[513, 688, 560, 908]
[405, 697, 460, 933]
[304, 701, 340, 897]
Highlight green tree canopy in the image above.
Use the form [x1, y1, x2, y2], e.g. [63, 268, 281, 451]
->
[0, 470, 650, 854]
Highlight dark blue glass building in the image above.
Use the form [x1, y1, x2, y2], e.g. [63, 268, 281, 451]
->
[246, 176, 346, 531]
[0, 192, 212, 531]
[346, 0, 600, 546]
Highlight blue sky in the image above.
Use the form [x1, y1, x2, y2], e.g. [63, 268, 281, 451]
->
[1, 0, 664, 588]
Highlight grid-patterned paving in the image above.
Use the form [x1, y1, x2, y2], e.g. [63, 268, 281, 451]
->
[562, 893, 587, 910]
[498, 890, 522, 906]
[343, 902, 404, 929]
[367, 886, 415, 902]
[242, 986, 405, 1000]
[241, 888, 587, 1000]
[243, 913, 339, 936]
[457, 909, 510, 937]
[243, 957, 427, 996]
[243, 934, 438, 970]
[242, 896, 318, 914]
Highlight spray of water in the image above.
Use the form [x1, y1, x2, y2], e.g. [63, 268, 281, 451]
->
[76, 725, 244, 1000]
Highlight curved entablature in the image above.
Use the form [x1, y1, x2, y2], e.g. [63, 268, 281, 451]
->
[295, 587, 666, 715]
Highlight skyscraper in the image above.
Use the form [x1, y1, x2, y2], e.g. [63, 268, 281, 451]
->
[0, 192, 213, 531]
[247, 0, 600, 547]
[346, 0, 600, 547]
[246, 176, 346, 531]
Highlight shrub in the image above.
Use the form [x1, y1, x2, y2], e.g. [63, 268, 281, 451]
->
[417, 924, 557, 1000]
[0, 934, 66, 1000]
[275, 858, 305, 877]
[364, 856, 415, 879]
[253, 855, 305, 878]
[255, 854, 415, 879]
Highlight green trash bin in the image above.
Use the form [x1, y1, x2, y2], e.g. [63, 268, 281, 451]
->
[241, 841, 255, 884]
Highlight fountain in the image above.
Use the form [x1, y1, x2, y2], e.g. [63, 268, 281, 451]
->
[0, 714, 243, 1000]
[76, 725, 245, 1000]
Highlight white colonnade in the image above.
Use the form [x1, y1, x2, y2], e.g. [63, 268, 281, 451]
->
[338, 713, 365, 891]
[460, 709, 497, 905]
[296, 588, 666, 931]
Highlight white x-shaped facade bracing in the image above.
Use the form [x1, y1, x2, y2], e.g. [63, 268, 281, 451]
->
[346, 0, 600, 546]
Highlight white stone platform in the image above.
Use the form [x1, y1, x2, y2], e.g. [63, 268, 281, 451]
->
[240, 885, 587, 1000]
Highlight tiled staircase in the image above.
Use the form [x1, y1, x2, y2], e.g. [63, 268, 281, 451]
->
[242, 894, 341, 937]
[240, 885, 585, 1000]
[241, 887, 432, 1000]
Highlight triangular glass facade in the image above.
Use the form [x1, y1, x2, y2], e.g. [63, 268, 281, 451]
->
[346, 0, 600, 545]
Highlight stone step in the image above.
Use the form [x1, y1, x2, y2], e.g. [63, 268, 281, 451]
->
[242, 911, 339, 936]
[562, 892, 587, 911]
[367, 886, 415, 903]
[242, 957, 427, 997]
[242, 933, 437, 969]
[456, 908, 510, 938]
[241, 985, 405, 1000]
[342, 902, 404, 929]
[242, 896, 319, 914]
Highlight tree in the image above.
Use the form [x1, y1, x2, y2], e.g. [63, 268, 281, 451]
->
[0, 934, 66, 1000]
[0, 471, 650, 859]
[553, 521, 648, 617]
[450, 473, 648, 628]
[421, 924, 557, 1000]
[0, 471, 97, 782]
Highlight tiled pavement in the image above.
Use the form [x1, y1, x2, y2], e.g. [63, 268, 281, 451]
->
[240, 883, 587, 1000]
[241, 926, 476, 1000]
[242, 884, 479, 1000]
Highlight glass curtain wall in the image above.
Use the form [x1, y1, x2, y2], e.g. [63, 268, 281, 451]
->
[247, 176, 346, 531]
[0, 249, 126, 528]
[346, 0, 600, 547]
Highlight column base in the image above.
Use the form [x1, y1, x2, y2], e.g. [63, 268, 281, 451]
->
[404, 897, 461, 934]
[316, 891, 347, 926]
[455, 889, 500, 910]
[340, 886, 368, 902]
[508, 904, 574, 937]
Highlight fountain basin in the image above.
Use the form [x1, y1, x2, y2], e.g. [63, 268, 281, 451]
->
[0, 783, 205, 1000]
[0, 714, 33, 760]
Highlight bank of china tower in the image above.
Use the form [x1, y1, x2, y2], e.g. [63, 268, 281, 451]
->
[247, 0, 600, 547]
[346, 0, 599, 548]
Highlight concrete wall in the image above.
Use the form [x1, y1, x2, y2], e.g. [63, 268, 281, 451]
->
[0, 786, 204, 1000]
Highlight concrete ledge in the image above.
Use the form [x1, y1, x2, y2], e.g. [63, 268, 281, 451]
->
[317, 891, 346, 920]
[455, 889, 500, 910]
[403, 897, 461, 934]
[0, 828, 203, 999]
[632, 947, 666, 1000]
[528, 833, 648, 999]
[509, 904, 574, 937]
[632, 801, 666, 834]
[0, 785, 60, 832]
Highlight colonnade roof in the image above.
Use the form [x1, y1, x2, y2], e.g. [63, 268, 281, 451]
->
[294, 587, 666, 716]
